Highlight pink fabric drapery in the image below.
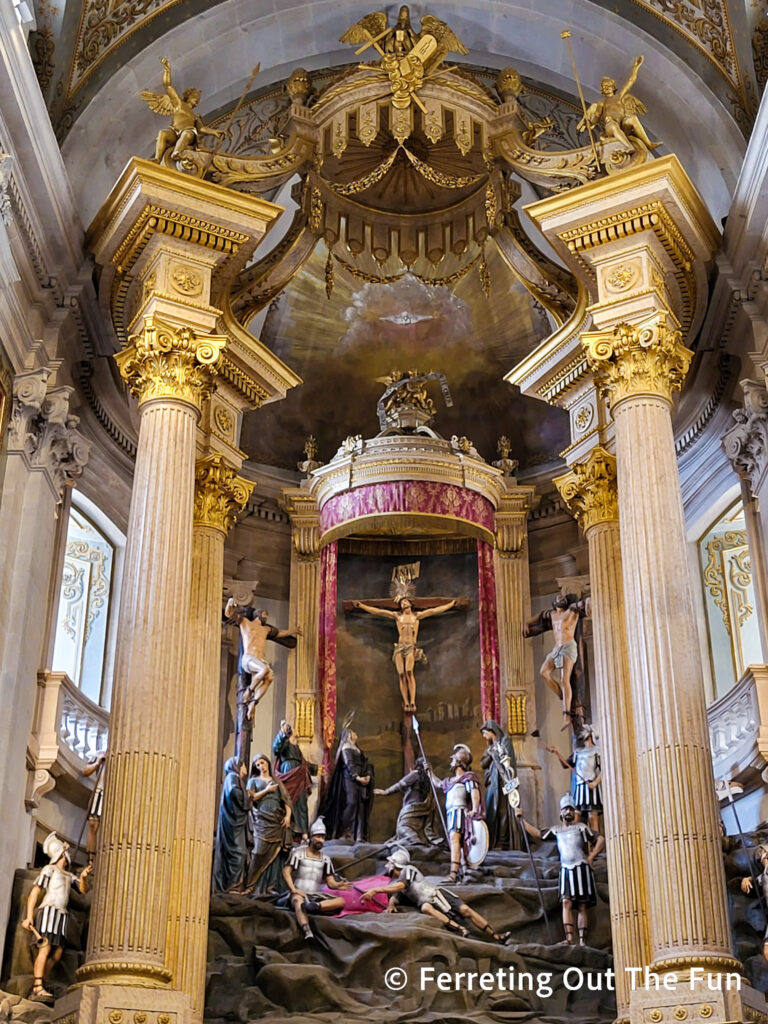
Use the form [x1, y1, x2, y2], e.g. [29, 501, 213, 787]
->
[477, 540, 501, 722]
[318, 542, 338, 768]
[320, 481, 495, 538]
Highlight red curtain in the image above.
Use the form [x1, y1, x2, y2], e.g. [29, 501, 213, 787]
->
[477, 540, 501, 722]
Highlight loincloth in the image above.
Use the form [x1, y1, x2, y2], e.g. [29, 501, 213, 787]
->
[548, 640, 577, 669]
[392, 642, 427, 665]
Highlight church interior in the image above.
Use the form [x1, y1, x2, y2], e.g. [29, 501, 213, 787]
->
[2, 0, 768, 1022]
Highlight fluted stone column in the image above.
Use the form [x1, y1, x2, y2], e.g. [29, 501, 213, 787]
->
[282, 489, 323, 765]
[555, 448, 650, 1022]
[78, 322, 224, 1000]
[585, 319, 739, 987]
[493, 481, 539, 809]
[165, 454, 252, 1023]
[0, 365, 88, 962]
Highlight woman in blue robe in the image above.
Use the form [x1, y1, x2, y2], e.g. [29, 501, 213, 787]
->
[212, 757, 248, 892]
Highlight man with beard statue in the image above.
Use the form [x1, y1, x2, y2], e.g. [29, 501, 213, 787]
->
[374, 757, 442, 847]
[428, 744, 485, 881]
[321, 722, 374, 842]
[277, 817, 351, 941]
[516, 794, 604, 945]
[273, 720, 324, 840]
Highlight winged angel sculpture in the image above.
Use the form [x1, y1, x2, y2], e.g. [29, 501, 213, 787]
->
[141, 57, 225, 167]
[577, 55, 659, 156]
[340, 6, 468, 111]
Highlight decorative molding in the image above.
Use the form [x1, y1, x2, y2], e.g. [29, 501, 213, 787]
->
[8, 368, 90, 500]
[583, 312, 692, 407]
[193, 454, 253, 533]
[553, 446, 619, 533]
[702, 529, 751, 637]
[115, 316, 226, 410]
[630, 0, 748, 110]
[722, 378, 768, 497]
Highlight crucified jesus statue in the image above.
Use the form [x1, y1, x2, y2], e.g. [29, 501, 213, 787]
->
[351, 595, 457, 712]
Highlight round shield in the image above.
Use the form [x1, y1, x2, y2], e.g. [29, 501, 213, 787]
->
[464, 818, 490, 866]
[508, 786, 521, 808]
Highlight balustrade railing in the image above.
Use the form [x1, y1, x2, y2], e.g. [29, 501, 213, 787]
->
[26, 669, 109, 809]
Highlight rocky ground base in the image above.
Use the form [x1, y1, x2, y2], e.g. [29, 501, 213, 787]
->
[3, 836, 768, 1023]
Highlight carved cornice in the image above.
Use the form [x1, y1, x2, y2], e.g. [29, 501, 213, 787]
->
[721, 378, 768, 497]
[115, 315, 226, 410]
[8, 368, 90, 499]
[583, 312, 692, 407]
[553, 446, 618, 534]
[193, 454, 253, 533]
[282, 488, 321, 560]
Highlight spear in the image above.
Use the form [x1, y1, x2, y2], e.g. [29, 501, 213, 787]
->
[513, 800, 555, 944]
[412, 715, 449, 844]
[561, 30, 600, 169]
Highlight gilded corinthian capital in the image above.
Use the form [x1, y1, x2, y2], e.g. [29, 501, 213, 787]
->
[582, 312, 692, 407]
[194, 454, 254, 533]
[554, 446, 618, 533]
[115, 314, 226, 409]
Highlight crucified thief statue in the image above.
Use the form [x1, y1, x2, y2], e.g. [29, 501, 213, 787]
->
[524, 593, 590, 731]
[349, 563, 462, 712]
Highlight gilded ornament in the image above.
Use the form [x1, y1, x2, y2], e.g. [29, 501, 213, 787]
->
[340, 7, 467, 114]
[108, 1013, 124, 1024]
[158, 1016, 172, 1024]
[194, 454, 253, 533]
[324, 249, 334, 298]
[115, 315, 226, 410]
[496, 67, 523, 103]
[213, 406, 234, 436]
[576, 55, 660, 167]
[699, 1007, 713, 1019]
[479, 251, 491, 298]
[553, 446, 618, 533]
[133, 1014, 147, 1024]
[505, 693, 527, 734]
[573, 404, 594, 433]
[308, 185, 323, 232]
[605, 262, 639, 292]
[141, 57, 226, 167]
[286, 67, 311, 105]
[294, 695, 316, 739]
[583, 313, 692, 406]
[673, 1009, 688, 1021]
[170, 264, 203, 296]
[649, 1012, 663, 1023]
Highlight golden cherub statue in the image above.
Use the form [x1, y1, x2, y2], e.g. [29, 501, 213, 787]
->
[340, 6, 467, 112]
[577, 56, 659, 154]
[141, 57, 225, 167]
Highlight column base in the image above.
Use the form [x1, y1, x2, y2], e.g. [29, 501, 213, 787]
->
[50, 982, 192, 1024]
[629, 975, 767, 1023]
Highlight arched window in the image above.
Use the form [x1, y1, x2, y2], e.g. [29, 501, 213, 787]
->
[51, 496, 124, 707]
[699, 500, 762, 697]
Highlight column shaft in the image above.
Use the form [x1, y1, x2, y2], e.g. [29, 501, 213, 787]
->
[84, 398, 197, 982]
[586, 518, 650, 1017]
[166, 522, 224, 1020]
[613, 393, 733, 964]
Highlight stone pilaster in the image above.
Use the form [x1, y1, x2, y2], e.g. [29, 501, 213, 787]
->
[282, 489, 322, 766]
[0, 364, 88, 961]
[585, 317, 739, 985]
[493, 480, 539, 807]
[165, 454, 252, 1024]
[722, 378, 768, 657]
[555, 447, 650, 1020]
